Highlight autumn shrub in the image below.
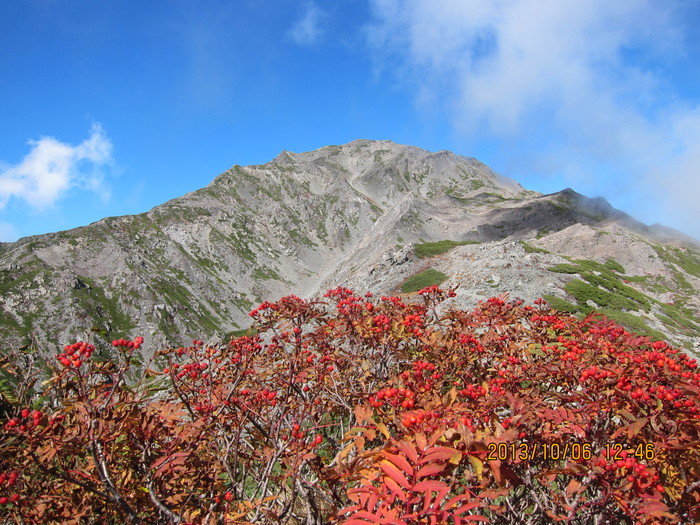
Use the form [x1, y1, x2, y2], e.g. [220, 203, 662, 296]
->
[0, 287, 699, 524]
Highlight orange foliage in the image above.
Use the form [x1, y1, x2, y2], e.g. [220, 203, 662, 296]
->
[1, 286, 699, 524]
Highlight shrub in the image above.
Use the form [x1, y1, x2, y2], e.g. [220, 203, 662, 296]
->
[400, 268, 449, 293]
[520, 241, 549, 254]
[604, 258, 626, 274]
[1, 288, 699, 524]
[548, 263, 581, 274]
[414, 240, 479, 259]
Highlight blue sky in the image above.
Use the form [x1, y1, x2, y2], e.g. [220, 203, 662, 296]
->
[2, 0, 700, 242]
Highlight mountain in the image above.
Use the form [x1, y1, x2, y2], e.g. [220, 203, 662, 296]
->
[1, 140, 698, 356]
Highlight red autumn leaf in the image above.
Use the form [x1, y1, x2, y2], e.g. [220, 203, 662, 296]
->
[413, 480, 450, 511]
[380, 459, 411, 489]
[383, 475, 408, 502]
[382, 450, 415, 478]
[419, 446, 461, 465]
[395, 440, 419, 464]
[415, 462, 446, 479]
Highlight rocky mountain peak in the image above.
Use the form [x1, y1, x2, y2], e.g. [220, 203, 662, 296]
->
[0, 140, 698, 357]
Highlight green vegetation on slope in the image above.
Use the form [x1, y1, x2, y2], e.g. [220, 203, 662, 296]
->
[520, 241, 550, 254]
[414, 240, 480, 258]
[547, 256, 699, 345]
[401, 268, 449, 293]
[652, 244, 700, 278]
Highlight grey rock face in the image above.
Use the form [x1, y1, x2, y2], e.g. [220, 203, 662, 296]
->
[0, 140, 698, 357]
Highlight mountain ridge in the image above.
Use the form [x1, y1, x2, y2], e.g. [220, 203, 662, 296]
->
[1, 140, 698, 356]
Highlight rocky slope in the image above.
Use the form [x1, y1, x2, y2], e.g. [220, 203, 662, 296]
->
[1, 140, 698, 356]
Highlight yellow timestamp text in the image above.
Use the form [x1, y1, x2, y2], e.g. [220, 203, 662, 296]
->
[485, 442, 656, 462]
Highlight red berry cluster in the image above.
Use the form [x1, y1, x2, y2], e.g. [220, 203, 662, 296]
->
[371, 314, 391, 333]
[407, 360, 442, 391]
[401, 409, 445, 432]
[595, 452, 663, 492]
[457, 415, 477, 433]
[628, 387, 651, 402]
[249, 294, 306, 319]
[369, 387, 415, 409]
[488, 373, 509, 396]
[0, 470, 20, 505]
[57, 341, 95, 368]
[547, 336, 587, 362]
[325, 288, 365, 316]
[457, 334, 485, 353]
[488, 296, 507, 306]
[213, 490, 233, 504]
[380, 295, 408, 308]
[248, 300, 280, 317]
[285, 424, 323, 447]
[579, 365, 615, 382]
[323, 286, 356, 300]
[530, 313, 565, 327]
[194, 402, 215, 414]
[458, 383, 487, 400]
[4, 408, 43, 432]
[648, 384, 678, 402]
[111, 336, 144, 349]
[171, 361, 210, 381]
[259, 388, 277, 406]
[418, 285, 457, 300]
[289, 423, 306, 441]
[400, 313, 424, 336]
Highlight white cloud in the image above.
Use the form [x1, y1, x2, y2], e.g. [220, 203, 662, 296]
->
[0, 123, 113, 211]
[646, 108, 700, 236]
[366, 0, 700, 238]
[288, 2, 325, 47]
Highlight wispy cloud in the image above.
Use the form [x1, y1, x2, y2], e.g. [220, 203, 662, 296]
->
[0, 222, 17, 243]
[0, 123, 113, 210]
[177, 5, 238, 111]
[288, 2, 326, 47]
[366, 0, 700, 238]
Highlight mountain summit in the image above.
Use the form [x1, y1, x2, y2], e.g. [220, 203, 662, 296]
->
[1, 140, 698, 354]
